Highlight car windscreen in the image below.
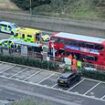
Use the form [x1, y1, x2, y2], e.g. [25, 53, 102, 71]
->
[12, 24, 18, 28]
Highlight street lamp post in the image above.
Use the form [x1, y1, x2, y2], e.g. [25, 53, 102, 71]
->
[29, 0, 32, 16]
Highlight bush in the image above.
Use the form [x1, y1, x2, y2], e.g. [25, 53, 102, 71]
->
[82, 69, 105, 81]
[0, 54, 58, 71]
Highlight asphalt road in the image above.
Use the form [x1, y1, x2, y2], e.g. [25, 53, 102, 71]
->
[0, 10, 105, 38]
[0, 62, 104, 105]
[0, 76, 105, 105]
[0, 27, 105, 105]
[0, 32, 10, 40]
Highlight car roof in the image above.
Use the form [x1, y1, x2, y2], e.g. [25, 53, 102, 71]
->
[60, 72, 74, 78]
[0, 21, 15, 26]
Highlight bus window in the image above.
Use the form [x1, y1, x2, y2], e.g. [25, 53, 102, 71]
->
[85, 43, 94, 49]
[95, 44, 104, 50]
[59, 39, 65, 43]
[50, 37, 58, 42]
[83, 55, 97, 61]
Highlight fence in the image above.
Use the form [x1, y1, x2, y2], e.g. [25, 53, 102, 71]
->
[0, 47, 105, 72]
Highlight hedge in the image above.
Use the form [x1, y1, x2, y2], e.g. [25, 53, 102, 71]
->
[82, 69, 105, 81]
[0, 54, 58, 70]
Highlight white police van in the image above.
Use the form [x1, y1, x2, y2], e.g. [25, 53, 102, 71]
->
[0, 21, 18, 35]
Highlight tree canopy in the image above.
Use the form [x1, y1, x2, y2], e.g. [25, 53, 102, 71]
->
[11, 0, 51, 10]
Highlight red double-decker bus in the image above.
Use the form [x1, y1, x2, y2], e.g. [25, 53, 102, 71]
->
[49, 32, 105, 66]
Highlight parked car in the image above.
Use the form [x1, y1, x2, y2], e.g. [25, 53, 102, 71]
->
[57, 72, 81, 87]
[0, 21, 19, 35]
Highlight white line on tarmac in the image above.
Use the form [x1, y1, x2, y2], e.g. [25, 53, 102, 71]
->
[51, 84, 57, 88]
[83, 81, 102, 95]
[0, 65, 16, 74]
[50, 75, 60, 88]
[23, 70, 42, 81]
[100, 94, 105, 100]
[85, 78, 105, 84]
[0, 76, 105, 102]
[67, 78, 85, 91]
[38, 73, 56, 84]
[9, 68, 28, 79]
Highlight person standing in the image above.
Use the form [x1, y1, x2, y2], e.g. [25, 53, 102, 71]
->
[72, 57, 77, 73]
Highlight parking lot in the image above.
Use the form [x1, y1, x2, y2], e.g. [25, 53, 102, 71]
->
[0, 61, 105, 102]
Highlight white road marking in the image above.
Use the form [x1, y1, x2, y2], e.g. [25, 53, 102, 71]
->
[100, 94, 105, 100]
[51, 84, 57, 88]
[0, 76, 105, 102]
[50, 75, 60, 88]
[83, 81, 102, 95]
[23, 70, 41, 81]
[86, 78, 105, 84]
[9, 68, 28, 78]
[38, 72, 55, 84]
[0, 65, 16, 74]
[67, 78, 85, 91]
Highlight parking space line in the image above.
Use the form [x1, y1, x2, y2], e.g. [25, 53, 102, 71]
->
[83, 81, 102, 95]
[38, 73, 56, 84]
[51, 76, 60, 88]
[100, 94, 105, 100]
[23, 70, 42, 81]
[67, 78, 85, 91]
[86, 78, 105, 84]
[51, 84, 57, 88]
[9, 68, 28, 79]
[0, 76, 105, 102]
[0, 65, 16, 74]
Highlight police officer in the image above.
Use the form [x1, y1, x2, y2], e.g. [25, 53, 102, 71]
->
[77, 60, 82, 70]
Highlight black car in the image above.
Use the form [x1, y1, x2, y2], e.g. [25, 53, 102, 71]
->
[57, 72, 81, 87]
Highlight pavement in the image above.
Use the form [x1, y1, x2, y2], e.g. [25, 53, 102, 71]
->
[0, 62, 105, 105]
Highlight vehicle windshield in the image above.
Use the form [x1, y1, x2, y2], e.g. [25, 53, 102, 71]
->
[12, 24, 18, 28]
[60, 76, 68, 79]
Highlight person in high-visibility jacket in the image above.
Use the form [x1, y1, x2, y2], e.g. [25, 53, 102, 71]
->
[77, 60, 82, 70]
[71, 58, 77, 73]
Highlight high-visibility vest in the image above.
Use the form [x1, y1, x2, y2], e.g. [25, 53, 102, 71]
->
[77, 60, 82, 68]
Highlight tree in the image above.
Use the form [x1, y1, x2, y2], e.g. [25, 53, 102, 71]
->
[11, 0, 51, 10]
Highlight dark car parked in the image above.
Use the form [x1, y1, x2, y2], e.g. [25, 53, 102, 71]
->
[57, 72, 81, 87]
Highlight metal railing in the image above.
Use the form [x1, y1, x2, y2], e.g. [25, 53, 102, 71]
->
[0, 47, 105, 72]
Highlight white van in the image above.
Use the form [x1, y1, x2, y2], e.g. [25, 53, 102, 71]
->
[0, 21, 19, 35]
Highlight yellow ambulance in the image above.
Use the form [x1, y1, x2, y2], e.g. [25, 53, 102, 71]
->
[12, 27, 50, 43]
